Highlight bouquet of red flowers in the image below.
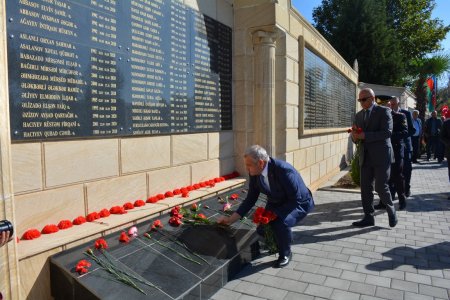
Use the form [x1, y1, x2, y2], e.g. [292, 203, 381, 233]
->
[252, 207, 278, 254]
[347, 125, 363, 186]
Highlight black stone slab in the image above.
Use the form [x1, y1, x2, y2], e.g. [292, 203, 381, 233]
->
[50, 187, 264, 300]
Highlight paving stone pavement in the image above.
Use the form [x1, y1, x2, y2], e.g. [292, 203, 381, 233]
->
[212, 159, 450, 300]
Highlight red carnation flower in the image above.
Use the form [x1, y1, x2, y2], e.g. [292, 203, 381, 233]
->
[191, 203, 198, 211]
[134, 199, 145, 207]
[169, 216, 182, 226]
[123, 202, 134, 210]
[58, 220, 73, 230]
[196, 213, 207, 219]
[21, 229, 41, 240]
[147, 196, 158, 203]
[110, 206, 126, 214]
[193, 184, 201, 189]
[94, 238, 108, 249]
[75, 259, 91, 274]
[182, 192, 189, 198]
[214, 177, 221, 183]
[187, 185, 194, 191]
[99, 208, 111, 218]
[229, 193, 239, 200]
[173, 189, 181, 195]
[86, 212, 100, 222]
[165, 191, 174, 198]
[200, 182, 207, 187]
[153, 219, 163, 228]
[156, 194, 165, 200]
[119, 232, 130, 243]
[180, 188, 188, 194]
[42, 224, 59, 234]
[73, 216, 86, 225]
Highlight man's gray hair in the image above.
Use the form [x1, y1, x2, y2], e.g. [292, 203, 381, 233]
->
[244, 145, 269, 162]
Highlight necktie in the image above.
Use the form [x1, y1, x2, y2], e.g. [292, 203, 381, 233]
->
[364, 110, 370, 128]
[260, 175, 270, 191]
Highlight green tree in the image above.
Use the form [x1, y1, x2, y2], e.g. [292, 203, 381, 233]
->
[386, 0, 449, 61]
[313, 0, 450, 85]
[410, 55, 450, 121]
[313, 0, 404, 85]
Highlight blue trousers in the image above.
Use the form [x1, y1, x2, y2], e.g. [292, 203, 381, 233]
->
[258, 199, 314, 257]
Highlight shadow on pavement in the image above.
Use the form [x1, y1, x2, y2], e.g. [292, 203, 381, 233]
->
[366, 241, 450, 271]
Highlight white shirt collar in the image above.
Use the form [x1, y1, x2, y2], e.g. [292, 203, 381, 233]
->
[261, 160, 269, 178]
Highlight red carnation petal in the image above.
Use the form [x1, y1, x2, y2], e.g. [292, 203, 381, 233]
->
[134, 200, 145, 207]
[73, 216, 86, 225]
[21, 229, 41, 240]
[58, 220, 73, 230]
[42, 224, 59, 234]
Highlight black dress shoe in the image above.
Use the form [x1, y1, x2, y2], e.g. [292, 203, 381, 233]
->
[352, 217, 375, 227]
[399, 201, 406, 210]
[405, 191, 411, 197]
[273, 252, 292, 268]
[389, 213, 398, 227]
[374, 203, 386, 210]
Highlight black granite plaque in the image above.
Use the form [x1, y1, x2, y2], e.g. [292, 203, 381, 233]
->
[7, 0, 232, 141]
[50, 187, 264, 300]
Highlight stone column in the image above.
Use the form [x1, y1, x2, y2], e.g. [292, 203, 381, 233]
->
[0, 0, 20, 299]
[252, 30, 279, 156]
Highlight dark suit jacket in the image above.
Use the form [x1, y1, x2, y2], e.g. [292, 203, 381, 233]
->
[354, 104, 394, 167]
[440, 119, 450, 159]
[399, 109, 415, 153]
[424, 117, 443, 137]
[236, 157, 314, 225]
[391, 111, 408, 161]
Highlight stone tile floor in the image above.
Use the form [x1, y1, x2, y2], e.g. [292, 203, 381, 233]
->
[212, 158, 450, 300]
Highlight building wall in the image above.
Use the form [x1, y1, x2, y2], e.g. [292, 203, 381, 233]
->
[0, 0, 358, 299]
[233, 0, 358, 190]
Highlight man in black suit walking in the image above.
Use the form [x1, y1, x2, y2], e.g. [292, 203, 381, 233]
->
[352, 88, 397, 227]
[390, 97, 415, 197]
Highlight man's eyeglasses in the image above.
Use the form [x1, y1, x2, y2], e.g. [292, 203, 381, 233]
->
[357, 96, 373, 102]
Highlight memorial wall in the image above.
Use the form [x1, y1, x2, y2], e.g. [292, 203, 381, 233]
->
[7, 0, 232, 141]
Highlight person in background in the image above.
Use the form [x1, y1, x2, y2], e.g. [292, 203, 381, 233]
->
[424, 111, 443, 162]
[440, 109, 450, 194]
[217, 145, 314, 268]
[389, 97, 415, 197]
[411, 110, 422, 163]
[351, 88, 397, 228]
[374, 97, 408, 210]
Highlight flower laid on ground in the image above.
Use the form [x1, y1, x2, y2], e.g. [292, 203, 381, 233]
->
[58, 220, 73, 230]
[110, 206, 126, 214]
[143, 233, 202, 265]
[21, 229, 41, 240]
[119, 232, 130, 243]
[86, 212, 100, 222]
[229, 193, 239, 200]
[84, 238, 157, 295]
[123, 202, 134, 210]
[99, 208, 110, 218]
[190, 203, 200, 211]
[222, 202, 232, 212]
[252, 207, 278, 254]
[150, 220, 163, 231]
[134, 200, 145, 207]
[42, 224, 59, 234]
[75, 259, 91, 274]
[128, 226, 138, 237]
[73, 216, 86, 225]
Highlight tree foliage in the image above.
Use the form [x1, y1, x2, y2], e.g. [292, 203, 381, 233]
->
[313, 0, 450, 85]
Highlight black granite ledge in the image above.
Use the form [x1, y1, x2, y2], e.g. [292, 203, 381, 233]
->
[50, 187, 266, 300]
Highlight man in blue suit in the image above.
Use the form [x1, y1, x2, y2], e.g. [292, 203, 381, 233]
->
[352, 88, 398, 228]
[217, 145, 314, 268]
